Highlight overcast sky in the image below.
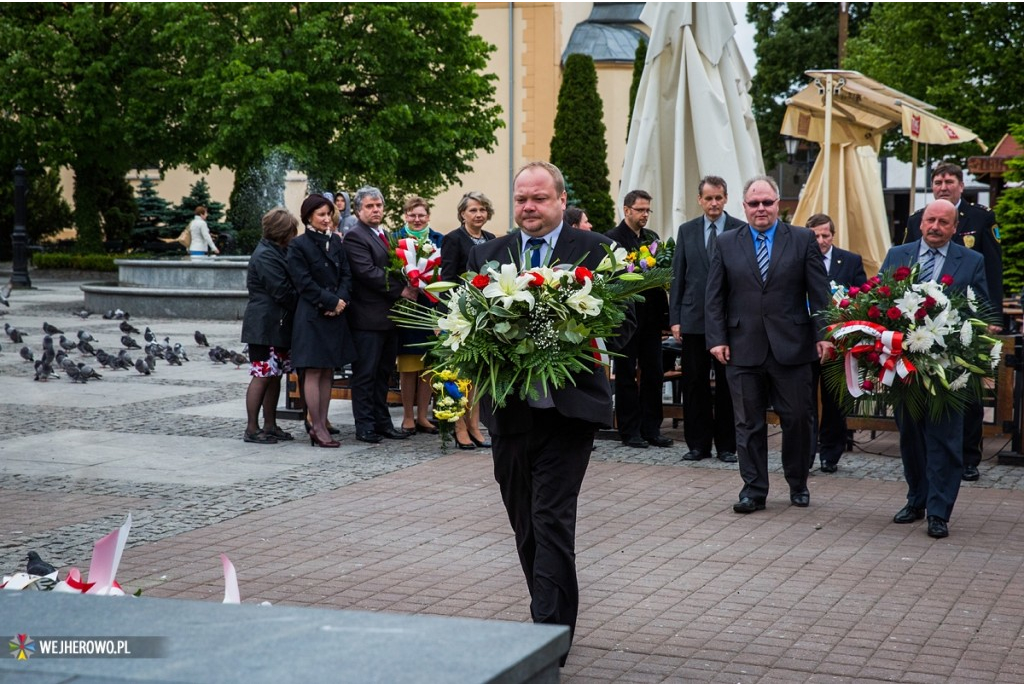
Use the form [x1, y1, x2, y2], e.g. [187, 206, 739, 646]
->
[731, 1, 758, 76]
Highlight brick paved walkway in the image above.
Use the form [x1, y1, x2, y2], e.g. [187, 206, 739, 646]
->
[3, 271, 1024, 683]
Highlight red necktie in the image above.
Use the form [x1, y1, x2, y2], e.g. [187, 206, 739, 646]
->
[378, 231, 389, 248]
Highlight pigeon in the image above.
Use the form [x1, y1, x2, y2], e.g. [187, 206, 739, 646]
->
[5, 323, 24, 343]
[103, 308, 127, 320]
[79, 340, 96, 356]
[77, 364, 102, 381]
[0, 279, 11, 307]
[42, 322, 64, 335]
[64, 364, 85, 383]
[230, 351, 249, 368]
[71, 309, 91, 319]
[19, 346, 33, 362]
[34, 359, 57, 381]
[26, 551, 57, 576]
[195, 330, 209, 347]
[59, 335, 78, 352]
[208, 346, 229, 363]
[134, 357, 151, 375]
[42, 335, 55, 354]
[165, 349, 183, 366]
[77, 330, 96, 343]
[173, 343, 189, 361]
[54, 350, 67, 367]
[120, 320, 141, 335]
[144, 327, 156, 343]
[95, 349, 112, 368]
[121, 335, 141, 350]
[145, 353, 157, 372]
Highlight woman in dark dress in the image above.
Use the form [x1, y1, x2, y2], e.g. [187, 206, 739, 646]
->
[286, 194, 356, 448]
[240, 208, 299, 444]
[439, 191, 496, 449]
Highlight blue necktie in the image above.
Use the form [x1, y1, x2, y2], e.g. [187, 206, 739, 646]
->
[918, 248, 937, 283]
[756, 233, 769, 281]
[526, 237, 546, 268]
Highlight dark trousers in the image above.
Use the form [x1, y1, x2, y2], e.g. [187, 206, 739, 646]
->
[351, 328, 398, 434]
[491, 409, 593, 650]
[613, 327, 664, 440]
[726, 352, 813, 501]
[811, 363, 849, 467]
[680, 333, 735, 455]
[895, 405, 964, 521]
[963, 398, 984, 470]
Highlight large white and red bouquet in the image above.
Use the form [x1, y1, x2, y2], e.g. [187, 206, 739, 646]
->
[391, 245, 672, 408]
[393, 236, 442, 301]
[822, 264, 1001, 419]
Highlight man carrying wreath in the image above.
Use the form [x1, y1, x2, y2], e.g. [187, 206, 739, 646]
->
[467, 161, 635, 665]
[879, 199, 991, 538]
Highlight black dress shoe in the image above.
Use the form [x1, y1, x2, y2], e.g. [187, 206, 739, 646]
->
[790, 492, 810, 507]
[962, 465, 980, 481]
[643, 434, 674, 448]
[682, 449, 709, 461]
[893, 504, 926, 524]
[378, 427, 410, 440]
[356, 431, 382, 444]
[717, 451, 738, 463]
[820, 462, 838, 473]
[733, 497, 766, 514]
[623, 436, 649, 449]
[927, 516, 949, 538]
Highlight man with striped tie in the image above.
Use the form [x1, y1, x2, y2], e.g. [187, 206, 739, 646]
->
[879, 199, 991, 539]
[705, 176, 832, 514]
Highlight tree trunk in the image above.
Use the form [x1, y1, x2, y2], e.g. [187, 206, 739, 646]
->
[73, 166, 105, 254]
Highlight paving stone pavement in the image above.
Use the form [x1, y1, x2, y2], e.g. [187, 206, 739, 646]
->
[3, 270, 1024, 683]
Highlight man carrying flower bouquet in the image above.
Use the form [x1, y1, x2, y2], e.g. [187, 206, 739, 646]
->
[880, 199, 991, 539]
[606, 189, 673, 449]
[467, 161, 636, 664]
[705, 175, 832, 514]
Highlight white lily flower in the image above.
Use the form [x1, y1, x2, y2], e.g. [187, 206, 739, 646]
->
[437, 308, 473, 351]
[894, 290, 924, 320]
[483, 262, 536, 310]
[596, 245, 629, 273]
[565, 277, 602, 317]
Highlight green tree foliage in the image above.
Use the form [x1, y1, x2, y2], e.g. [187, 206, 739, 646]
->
[550, 54, 615, 233]
[0, 4, 201, 252]
[627, 39, 648, 140]
[158, 3, 503, 207]
[171, 179, 234, 252]
[130, 178, 175, 249]
[0, 163, 73, 260]
[845, 3, 1024, 164]
[748, 3, 871, 168]
[228, 153, 289, 255]
[96, 169, 138, 250]
[995, 125, 1024, 297]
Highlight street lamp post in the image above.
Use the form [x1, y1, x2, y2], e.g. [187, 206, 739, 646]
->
[11, 163, 32, 287]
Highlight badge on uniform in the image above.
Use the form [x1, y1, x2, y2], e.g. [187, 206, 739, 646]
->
[964, 234, 975, 249]
[993, 225, 1001, 242]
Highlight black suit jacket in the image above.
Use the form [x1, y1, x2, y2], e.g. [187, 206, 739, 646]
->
[345, 220, 407, 331]
[825, 246, 867, 289]
[669, 212, 745, 335]
[905, 201, 1002, 314]
[467, 227, 636, 434]
[705, 221, 830, 367]
[440, 225, 496, 283]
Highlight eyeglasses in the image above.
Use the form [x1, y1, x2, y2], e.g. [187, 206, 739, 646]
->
[744, 199, 778, 208]
[405, 213, 429, 220]
[627, 207, 653, 214]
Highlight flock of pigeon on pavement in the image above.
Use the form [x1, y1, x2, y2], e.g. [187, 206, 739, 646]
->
[0, 279, 249, 382]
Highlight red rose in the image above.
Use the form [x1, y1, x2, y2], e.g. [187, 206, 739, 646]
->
[527, 271, 545, 287]
[868, 305, 882, 319]
[860, 282, 873, 293]
[914, 308, 927, 320]
[893, 266, 912, 282]
[923, 296, 936, 309]
[872, 276, 882, 285]
[866, 351, 880, 363]
[940, 274, 954, 286]
[848, 287, 860, 297]
[574, 266, 594, 283]
[470, 274, 489, 289]
[877, 285, 891, 297]
[886, 306, 902, 320]
[861, 379, 875, 391]
[839, 298, 851, 308]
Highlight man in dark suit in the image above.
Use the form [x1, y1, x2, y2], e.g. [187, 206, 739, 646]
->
[467, 162, 635, 664]
[807, 213, 867, 473]
[904, 161, 1003, 482]
[705, 175, 832, 513]
[344, 186, 415, 444]
[669, 175, 744, 463]
[606, 189, 672, 448]
[881, 199, 991, 539]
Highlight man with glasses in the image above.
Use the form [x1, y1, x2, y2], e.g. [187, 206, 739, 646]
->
[607, 189, 673, 449]
[670, 175, 744, 464]
[705, 176, 832, 513]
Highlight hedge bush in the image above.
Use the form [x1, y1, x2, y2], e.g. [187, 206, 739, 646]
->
[31, 253, 120, 271]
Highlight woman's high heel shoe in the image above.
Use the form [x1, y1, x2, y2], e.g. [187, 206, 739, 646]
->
[468, 433, 491, 448]
[308, 430, 340, 448]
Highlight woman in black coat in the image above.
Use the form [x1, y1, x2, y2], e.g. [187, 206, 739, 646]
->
[241, 208, 299, 444]
[439, 191, 496, 449]
[286, 194, 356, 448]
